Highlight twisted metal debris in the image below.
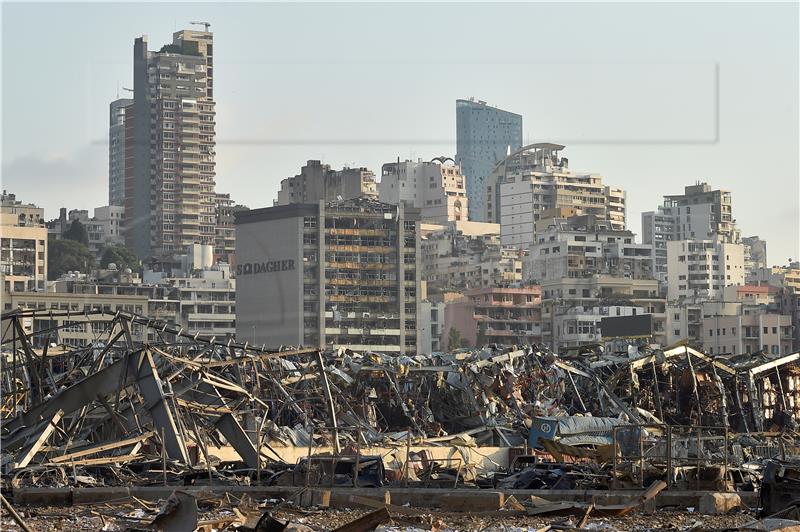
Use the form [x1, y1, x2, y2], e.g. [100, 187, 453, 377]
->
[2, 308, 800, 493]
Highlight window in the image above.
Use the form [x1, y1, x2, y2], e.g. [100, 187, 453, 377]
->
[709, 329, 713, 337]
[674, 329, 680, 336]
[772, 327, 777, 334]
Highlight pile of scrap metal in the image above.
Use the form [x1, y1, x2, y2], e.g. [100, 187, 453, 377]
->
[3, 308, 800, 494]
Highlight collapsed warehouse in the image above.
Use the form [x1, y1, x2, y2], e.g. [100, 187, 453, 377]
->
[3, 308, 800, 530]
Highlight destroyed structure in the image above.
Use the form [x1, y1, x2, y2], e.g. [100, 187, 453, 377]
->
[4, 308, 800, 529]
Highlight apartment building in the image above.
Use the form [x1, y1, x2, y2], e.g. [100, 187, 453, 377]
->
[663, 183, 738, 243]
[378, 158, 468, 223]
[109, 98, 134, 207]
[128, 29, 218, 258]
[526, 213, 653, 283]
[486, 143, 626, 249]
[420, 221, 522, 293]
[455, 98, 522, 222]
[444, 286, 542, 348]
[540, 275, 666, 350]
[275, 160, 377, 206]
[1, 192, 47, 293]
[701, 313, 793, 356]
[666, 238, 745, 301]
[643, 182, 740, 284]
[235, 198, 421, 354]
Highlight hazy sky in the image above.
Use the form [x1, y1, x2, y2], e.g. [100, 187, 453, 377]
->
[2, 2, 798, 263]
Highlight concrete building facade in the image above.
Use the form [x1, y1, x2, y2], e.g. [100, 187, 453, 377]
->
[420, 221, 523, 294]
[486, 143, 626, 250]
[666, 238, 745, 301]
[129, 29, 218, 258]
[235, 198, 421, 354]
[378, 158, 468, 223]
[444, 286, 542, 348]
[741, 236, 768, 277]
[540, 275, 666, 350]
[455, 98, 522, 222]
[275, 160, 377, 206]
[1, 192, 47, 293]
[526, 213, 653, 283]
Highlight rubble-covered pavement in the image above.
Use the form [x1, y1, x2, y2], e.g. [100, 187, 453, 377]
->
[3, 308, 800, 530]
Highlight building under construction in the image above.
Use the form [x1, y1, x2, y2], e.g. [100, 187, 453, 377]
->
[235, 198, 422, 354]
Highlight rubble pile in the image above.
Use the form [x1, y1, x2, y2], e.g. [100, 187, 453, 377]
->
[3, 308, 800, 514]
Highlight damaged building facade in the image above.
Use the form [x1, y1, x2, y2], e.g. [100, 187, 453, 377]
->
[235, 198, 422, 354]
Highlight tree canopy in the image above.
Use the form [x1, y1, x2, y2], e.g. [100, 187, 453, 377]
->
[48, 239, 95, 280]
[63, 219, 89, 246]
[100, 244, 142, 273]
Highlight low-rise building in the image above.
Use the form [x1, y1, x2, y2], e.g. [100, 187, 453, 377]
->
[49, 206, 125, 260]
[378, 158, 468, 223]
[443, 286, 542, 348]
[5, 291, 148, 347]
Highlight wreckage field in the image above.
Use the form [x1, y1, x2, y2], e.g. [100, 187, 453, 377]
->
[3, 309, 800, 531]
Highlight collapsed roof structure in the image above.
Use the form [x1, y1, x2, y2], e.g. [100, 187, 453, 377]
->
[2, 308, 799, 493]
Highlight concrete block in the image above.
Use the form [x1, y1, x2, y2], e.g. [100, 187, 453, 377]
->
[699, 492, 742, 515]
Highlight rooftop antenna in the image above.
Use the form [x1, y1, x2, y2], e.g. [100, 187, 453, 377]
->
[190, 21, 211, 31]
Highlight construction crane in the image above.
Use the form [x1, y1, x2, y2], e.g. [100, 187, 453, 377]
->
[190, 21, 211, 32]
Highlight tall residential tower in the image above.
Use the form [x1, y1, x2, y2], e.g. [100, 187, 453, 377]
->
[455, 98, 522, 222]
[127, 29, 217, 259]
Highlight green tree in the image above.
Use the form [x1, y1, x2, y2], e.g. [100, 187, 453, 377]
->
[48, 239, 95, 280]
[63, 219, 89, 246]
[100, 244, 142, 273]
[447, 327, 463, 352]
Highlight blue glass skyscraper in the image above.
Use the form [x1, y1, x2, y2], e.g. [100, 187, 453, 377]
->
[455, 98, 523, 222]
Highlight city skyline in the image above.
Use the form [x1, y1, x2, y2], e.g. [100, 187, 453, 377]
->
[2, 2, 798, 263]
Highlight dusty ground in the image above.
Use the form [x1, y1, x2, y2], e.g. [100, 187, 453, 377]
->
[1, 503, 757, 531]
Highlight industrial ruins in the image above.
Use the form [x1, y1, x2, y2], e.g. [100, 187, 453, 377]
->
[3, 309, 800, 531]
